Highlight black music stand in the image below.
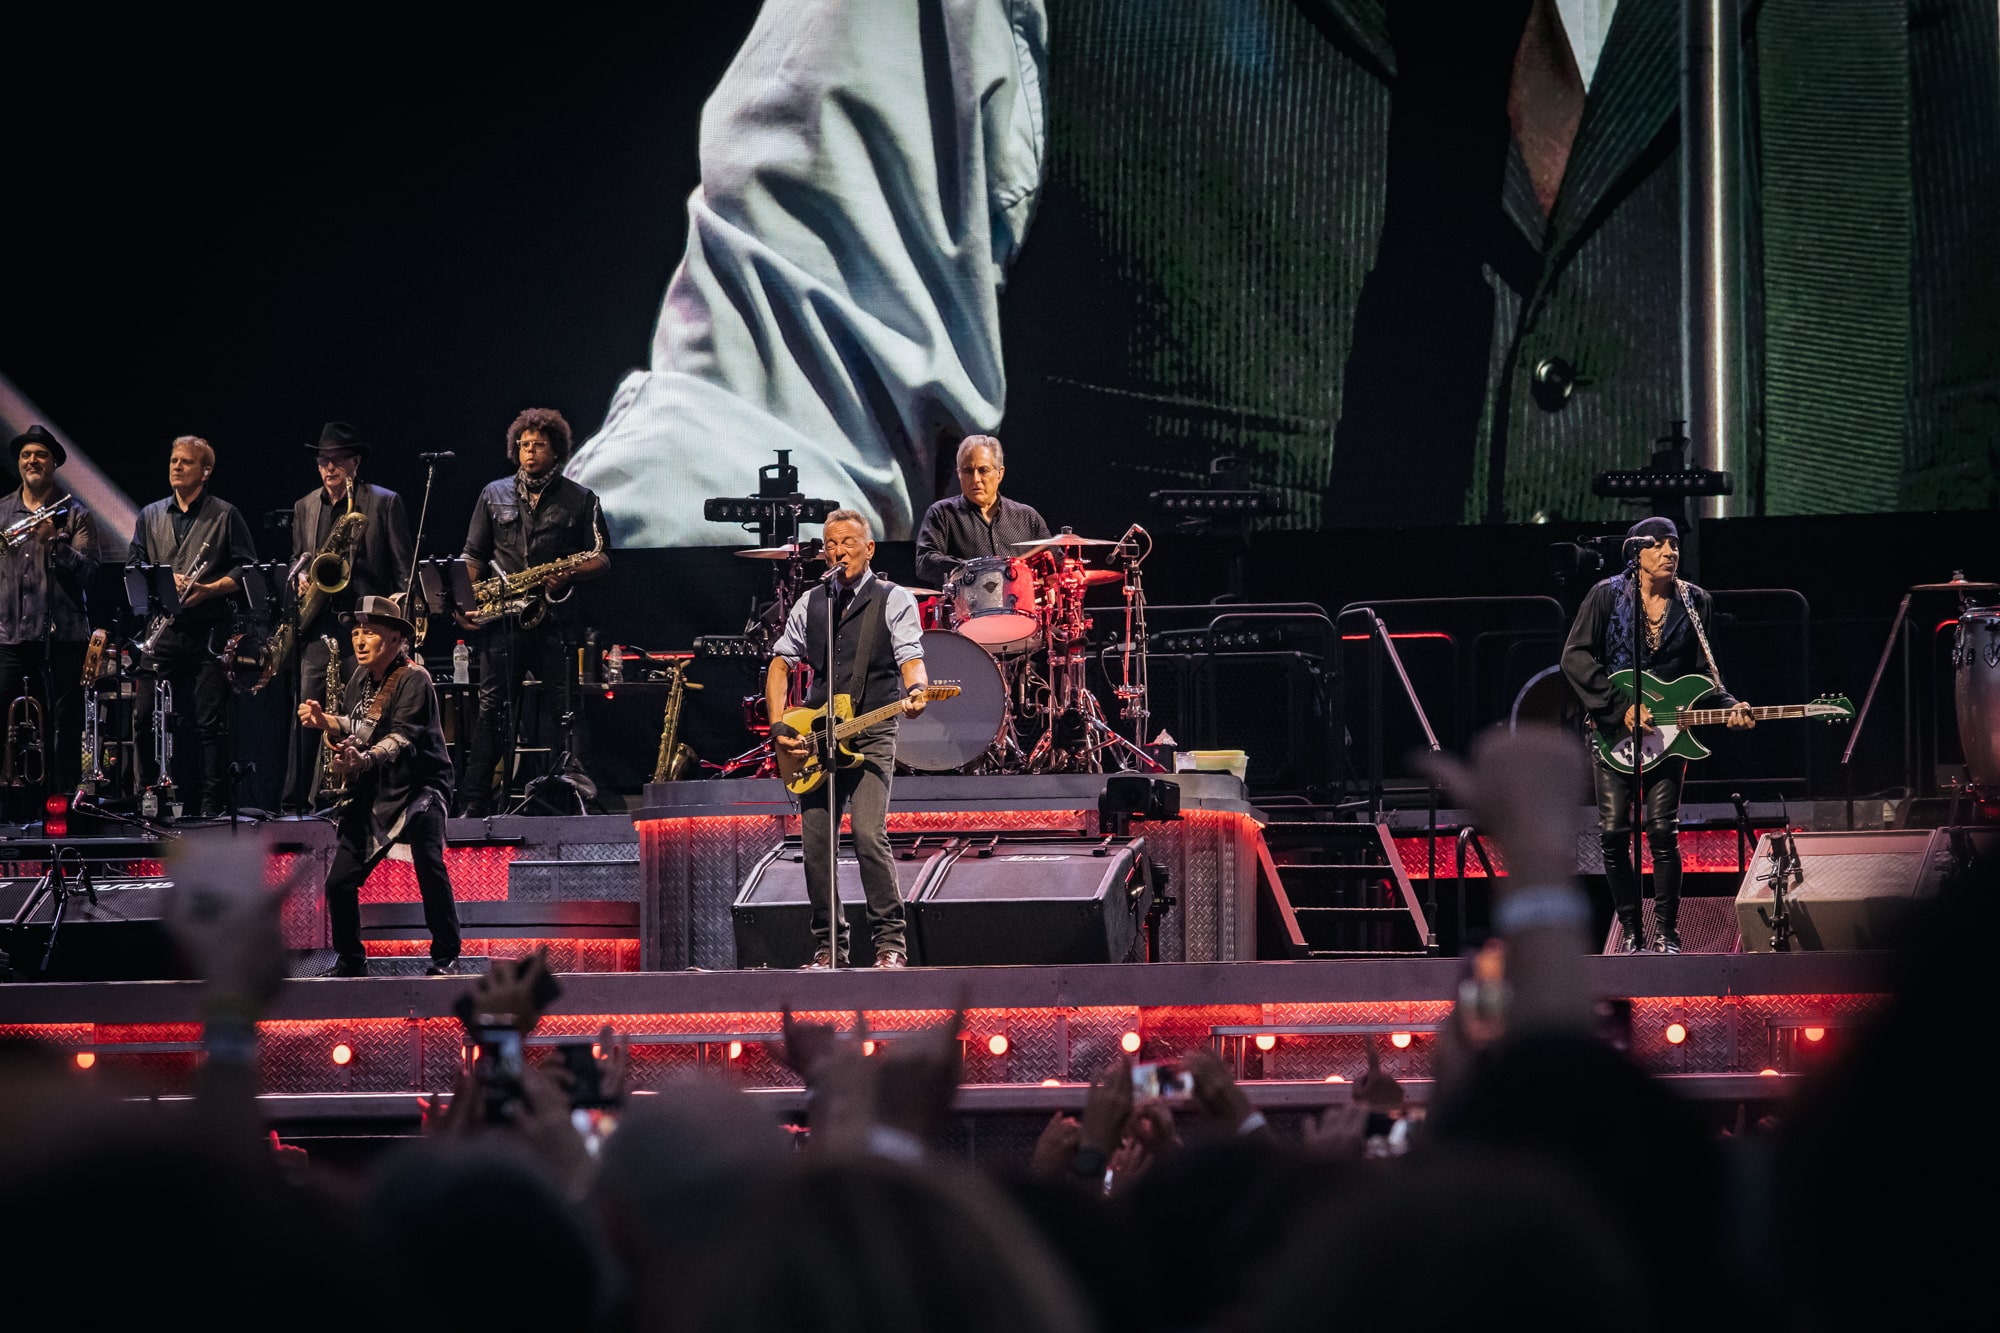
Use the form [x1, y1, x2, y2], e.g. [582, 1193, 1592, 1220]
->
[123, 562, 185, 627]
[413, 558, 478, 769]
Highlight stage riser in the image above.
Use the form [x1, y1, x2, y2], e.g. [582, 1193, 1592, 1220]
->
[5, 989, 1883, 1104]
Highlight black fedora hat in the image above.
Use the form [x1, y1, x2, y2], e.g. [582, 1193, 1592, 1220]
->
[338, 594, 416, 638]
[304, 421, 369, 457]
[10, 425, 66, 469]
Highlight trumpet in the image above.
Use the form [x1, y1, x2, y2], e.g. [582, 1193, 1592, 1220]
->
[4, 677, 45, 788]
[135, 536, 212, 656]
[1, 494, 75, 549]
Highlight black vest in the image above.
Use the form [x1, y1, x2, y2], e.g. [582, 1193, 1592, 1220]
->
[801, 576, 902, 715]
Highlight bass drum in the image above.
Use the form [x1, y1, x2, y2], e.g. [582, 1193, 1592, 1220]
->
[899, 631, 1008, 772]
[1954, 608, 2000, 787]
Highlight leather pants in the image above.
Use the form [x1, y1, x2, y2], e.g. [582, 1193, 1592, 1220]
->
[1593, 757, 1686, 938]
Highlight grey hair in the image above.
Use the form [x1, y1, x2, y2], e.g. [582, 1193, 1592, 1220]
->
[825, 508, 873, 539]
[956, 435, 1005, 470]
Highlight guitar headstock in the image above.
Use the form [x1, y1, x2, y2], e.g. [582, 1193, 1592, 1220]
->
[925, 686, 961, 701]
[1807, 693, 1855, 722]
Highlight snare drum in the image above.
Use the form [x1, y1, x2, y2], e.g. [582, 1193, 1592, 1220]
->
[948, 556, 1040, 654]
[1954, 607, 2000, 787]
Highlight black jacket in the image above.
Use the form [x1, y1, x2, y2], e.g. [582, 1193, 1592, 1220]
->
[291, 481, 415, 636]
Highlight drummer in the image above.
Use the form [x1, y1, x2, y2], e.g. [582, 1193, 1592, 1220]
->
[914, 435, 1052, 589]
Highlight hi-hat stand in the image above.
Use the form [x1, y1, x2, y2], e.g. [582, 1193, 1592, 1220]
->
[3, 844, 96, 979]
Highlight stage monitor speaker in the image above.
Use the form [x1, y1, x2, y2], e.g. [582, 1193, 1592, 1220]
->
[1734, 829, 1954, 952]
[912, 836, 1151, 967]
[0, 880, 186, 981]
[732, 835, 954, 968]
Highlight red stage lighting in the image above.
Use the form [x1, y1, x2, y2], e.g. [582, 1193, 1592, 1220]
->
[45, 794, 68, 838]
[1759, 1067, 1780, 1077]
[1802, 1027, 1825, 1043]
[727, 1041, 744, 1060]
[1253, 1033, 1277, 1052]
[1120, 1031, 1142, 1054]
[331, 1043, 354, 1067]
[987, 1034, 1010, 1056]
[862, 1040, 877, 1057]
[1665, 1022, 1688, 1045]
[1389, 1031, 1412, 1049]
[74, 1051, 95, 1070]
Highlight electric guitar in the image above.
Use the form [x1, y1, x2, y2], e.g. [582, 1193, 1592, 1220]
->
[776, 687, 960, 796]
[1591, 671, 1853, 774]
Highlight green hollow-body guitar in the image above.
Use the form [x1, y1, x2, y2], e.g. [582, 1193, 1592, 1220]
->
[1590, 671, 1854, 774]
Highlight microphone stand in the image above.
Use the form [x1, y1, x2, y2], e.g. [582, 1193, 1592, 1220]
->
[1630, 560, 1647, 946]
[822, 563, 841, 969]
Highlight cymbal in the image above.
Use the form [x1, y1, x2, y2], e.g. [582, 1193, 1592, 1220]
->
[1014, 531, 1118, 550]
[1910, 579, 1999, 590]
[901, 586, 943, 598]
[1078, 569, 1124, 586]
[735, 544, 811, 560]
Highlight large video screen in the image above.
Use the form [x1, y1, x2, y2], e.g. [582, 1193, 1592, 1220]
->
[566, 0, 1998, 548]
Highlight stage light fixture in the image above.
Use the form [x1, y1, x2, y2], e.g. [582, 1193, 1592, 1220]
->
[987, 1034, 1010, 1056]
[863, 1040, 877, 1057]
[1120, 1031, 1142, 1054]
[44, 793, 68, 838]
[1759, 1068, 1780, 1077]
[1389, 1032, 1412, 1049]
[1802, 1027, 1825, 1043]
[1254, 1033, 1277, 1052]
[1665, 1022, 1688, 1045]
[74, 1052, 95, 1070]
[1324, 1073, 1346, 1083]
[331, 1043, 354, 1067]
[727, 1041, 744, 1060]
[1041, 1078, 1061, 1088]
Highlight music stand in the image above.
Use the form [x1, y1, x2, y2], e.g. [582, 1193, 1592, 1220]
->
[235, 561, 282, 615]
[123, 562, 185, 623]
[415, 557, 476, 620]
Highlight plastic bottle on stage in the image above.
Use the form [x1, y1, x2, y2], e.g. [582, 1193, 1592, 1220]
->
[452, 640, 470, 685]
[604, 646, 624, 685]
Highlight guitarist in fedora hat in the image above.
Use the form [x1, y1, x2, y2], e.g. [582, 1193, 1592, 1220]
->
[1562, 515, 1753, 953]
[298, 594, 460, 976]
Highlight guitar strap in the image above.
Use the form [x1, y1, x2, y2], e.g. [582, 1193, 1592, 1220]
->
[1676, 580, 1728, 697]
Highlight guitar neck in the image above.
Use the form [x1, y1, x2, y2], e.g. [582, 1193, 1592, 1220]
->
[1677, 704, 1816, 727]
[832, 700, 911, 741]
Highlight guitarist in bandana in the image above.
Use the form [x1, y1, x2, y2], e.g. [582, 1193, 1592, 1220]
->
[1562, 517, 1753, 954]
[298, 595, 461, 977]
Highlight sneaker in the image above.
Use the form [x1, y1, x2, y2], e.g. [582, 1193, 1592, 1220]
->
[1654, 932, 1682, 955]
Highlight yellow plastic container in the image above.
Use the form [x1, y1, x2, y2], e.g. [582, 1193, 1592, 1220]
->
[1176, 749, 1248, 781]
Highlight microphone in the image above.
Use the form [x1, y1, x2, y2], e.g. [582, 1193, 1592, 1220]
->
[418, 451, 456, 462]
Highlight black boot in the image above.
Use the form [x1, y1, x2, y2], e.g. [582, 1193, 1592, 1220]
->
[1600, 833, 1650, 951]
[1648, 830, 1683, 953]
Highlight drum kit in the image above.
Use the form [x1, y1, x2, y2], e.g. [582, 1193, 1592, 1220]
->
[729, 527, 1162, 777]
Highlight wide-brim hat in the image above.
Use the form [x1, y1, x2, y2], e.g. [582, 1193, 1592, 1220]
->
[304, 421, 369, 457]
[10, 425, 66, 469]
[338, 594, 415, 638]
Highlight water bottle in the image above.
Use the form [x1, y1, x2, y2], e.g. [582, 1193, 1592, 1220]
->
[605, 644, 624, 685]
[452, 640, 470, 685]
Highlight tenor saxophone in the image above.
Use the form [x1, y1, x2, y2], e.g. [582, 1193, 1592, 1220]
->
[467, 502, 606, 628]
[650, 660, 702, 782]
[318, 635, 348, 804]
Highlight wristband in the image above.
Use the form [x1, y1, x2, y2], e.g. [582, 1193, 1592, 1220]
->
[1071, 1145, 1108, 1178]
[1492, 885, 1592, 935]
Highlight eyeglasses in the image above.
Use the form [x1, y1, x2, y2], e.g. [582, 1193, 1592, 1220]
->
[958, 466, 999, 478]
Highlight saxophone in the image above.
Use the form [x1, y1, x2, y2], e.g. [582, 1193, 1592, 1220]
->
[650, 660, 702, 782]
[255, 510, 367, 693]
[318, 635, 348, 805]
[467, 505, 606, 628]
